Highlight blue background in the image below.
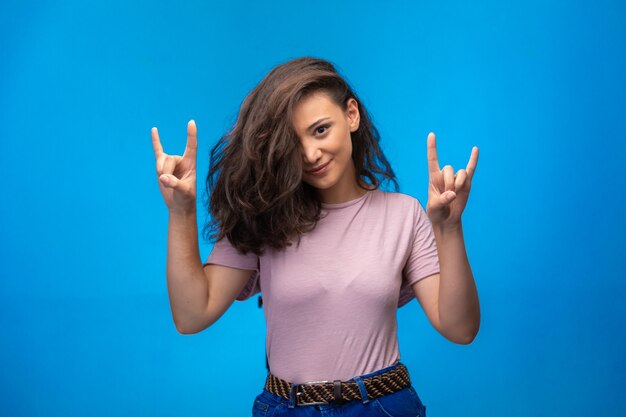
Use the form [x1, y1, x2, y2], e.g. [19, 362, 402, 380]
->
[1, 0, 624, 416]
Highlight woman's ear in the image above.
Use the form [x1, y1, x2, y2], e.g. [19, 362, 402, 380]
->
[347, 98, 360, 132]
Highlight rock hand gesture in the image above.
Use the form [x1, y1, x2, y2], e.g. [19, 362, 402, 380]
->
[425, 132, 479, 228]
[151, 120, 198, 214]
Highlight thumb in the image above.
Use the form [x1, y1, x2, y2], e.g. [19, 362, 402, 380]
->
[159, 174, 180, 189]
[438, 190, 456, 206]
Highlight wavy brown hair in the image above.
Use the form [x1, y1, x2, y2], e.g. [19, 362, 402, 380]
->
[201, 56, 399, 256]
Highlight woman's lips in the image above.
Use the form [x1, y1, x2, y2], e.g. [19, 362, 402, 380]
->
[306, 160, 331, 175]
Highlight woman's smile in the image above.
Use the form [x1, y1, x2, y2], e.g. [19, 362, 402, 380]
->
[306, 159, 332, 176]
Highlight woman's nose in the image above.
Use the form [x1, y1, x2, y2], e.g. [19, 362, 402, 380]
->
[302, 145, 322, 165]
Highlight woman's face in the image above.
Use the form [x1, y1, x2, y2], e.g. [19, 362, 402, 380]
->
[292, 91, 361, 203]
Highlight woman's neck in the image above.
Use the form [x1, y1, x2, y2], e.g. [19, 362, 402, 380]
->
[317, 179, 373, 204]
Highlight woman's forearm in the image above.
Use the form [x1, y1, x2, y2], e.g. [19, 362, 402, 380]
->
[433, 222, 480, 344]
[166, 207, 209, 334]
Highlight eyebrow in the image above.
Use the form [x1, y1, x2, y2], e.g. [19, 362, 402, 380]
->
[306, 117, 331, 132]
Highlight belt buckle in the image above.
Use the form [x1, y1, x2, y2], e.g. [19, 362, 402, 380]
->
[293, 380, 330, 406]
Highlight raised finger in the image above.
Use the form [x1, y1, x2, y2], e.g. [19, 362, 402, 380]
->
[427, 132, 440, 177]
[183, 120, 198, 161]
[156, 154, 165, 175]
[466, 146, 479, 179]
[443, 165, 455, 193]
[151, 127, 164, 158]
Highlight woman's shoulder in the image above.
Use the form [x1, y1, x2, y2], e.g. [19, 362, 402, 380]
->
[372, 189, 422, 207]
[371, 190, 428, 222]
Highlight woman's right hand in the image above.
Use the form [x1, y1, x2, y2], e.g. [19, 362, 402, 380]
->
[151, 120, 198, 214]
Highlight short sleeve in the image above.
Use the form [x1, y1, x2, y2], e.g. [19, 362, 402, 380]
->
[203, 238, 261, 301]
[398, 198, 440, 308]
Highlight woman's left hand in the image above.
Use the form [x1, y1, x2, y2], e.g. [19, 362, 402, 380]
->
[425, 132, 479, 228]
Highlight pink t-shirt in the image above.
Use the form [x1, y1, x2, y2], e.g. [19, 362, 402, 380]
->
[204, 189, 440, 384]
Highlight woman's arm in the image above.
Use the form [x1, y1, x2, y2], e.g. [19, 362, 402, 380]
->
[414, 131, 480, 344]
[411, 222, 480, 344]
[166, 209, 254, 334]
[166, 209, 212, 334]
[432, 222, 480, 343]
[152, 122, 252, 334]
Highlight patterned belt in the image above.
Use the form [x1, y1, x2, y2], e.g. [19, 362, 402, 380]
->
[264, 363, 412, 406]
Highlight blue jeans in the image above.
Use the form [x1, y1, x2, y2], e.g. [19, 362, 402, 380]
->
[251, 361, 427, 416]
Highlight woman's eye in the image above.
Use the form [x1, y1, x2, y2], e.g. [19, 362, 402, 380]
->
[315, 125, 329, 135]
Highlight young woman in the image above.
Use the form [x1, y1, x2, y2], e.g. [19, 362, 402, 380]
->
[151, 57, 480, 417]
